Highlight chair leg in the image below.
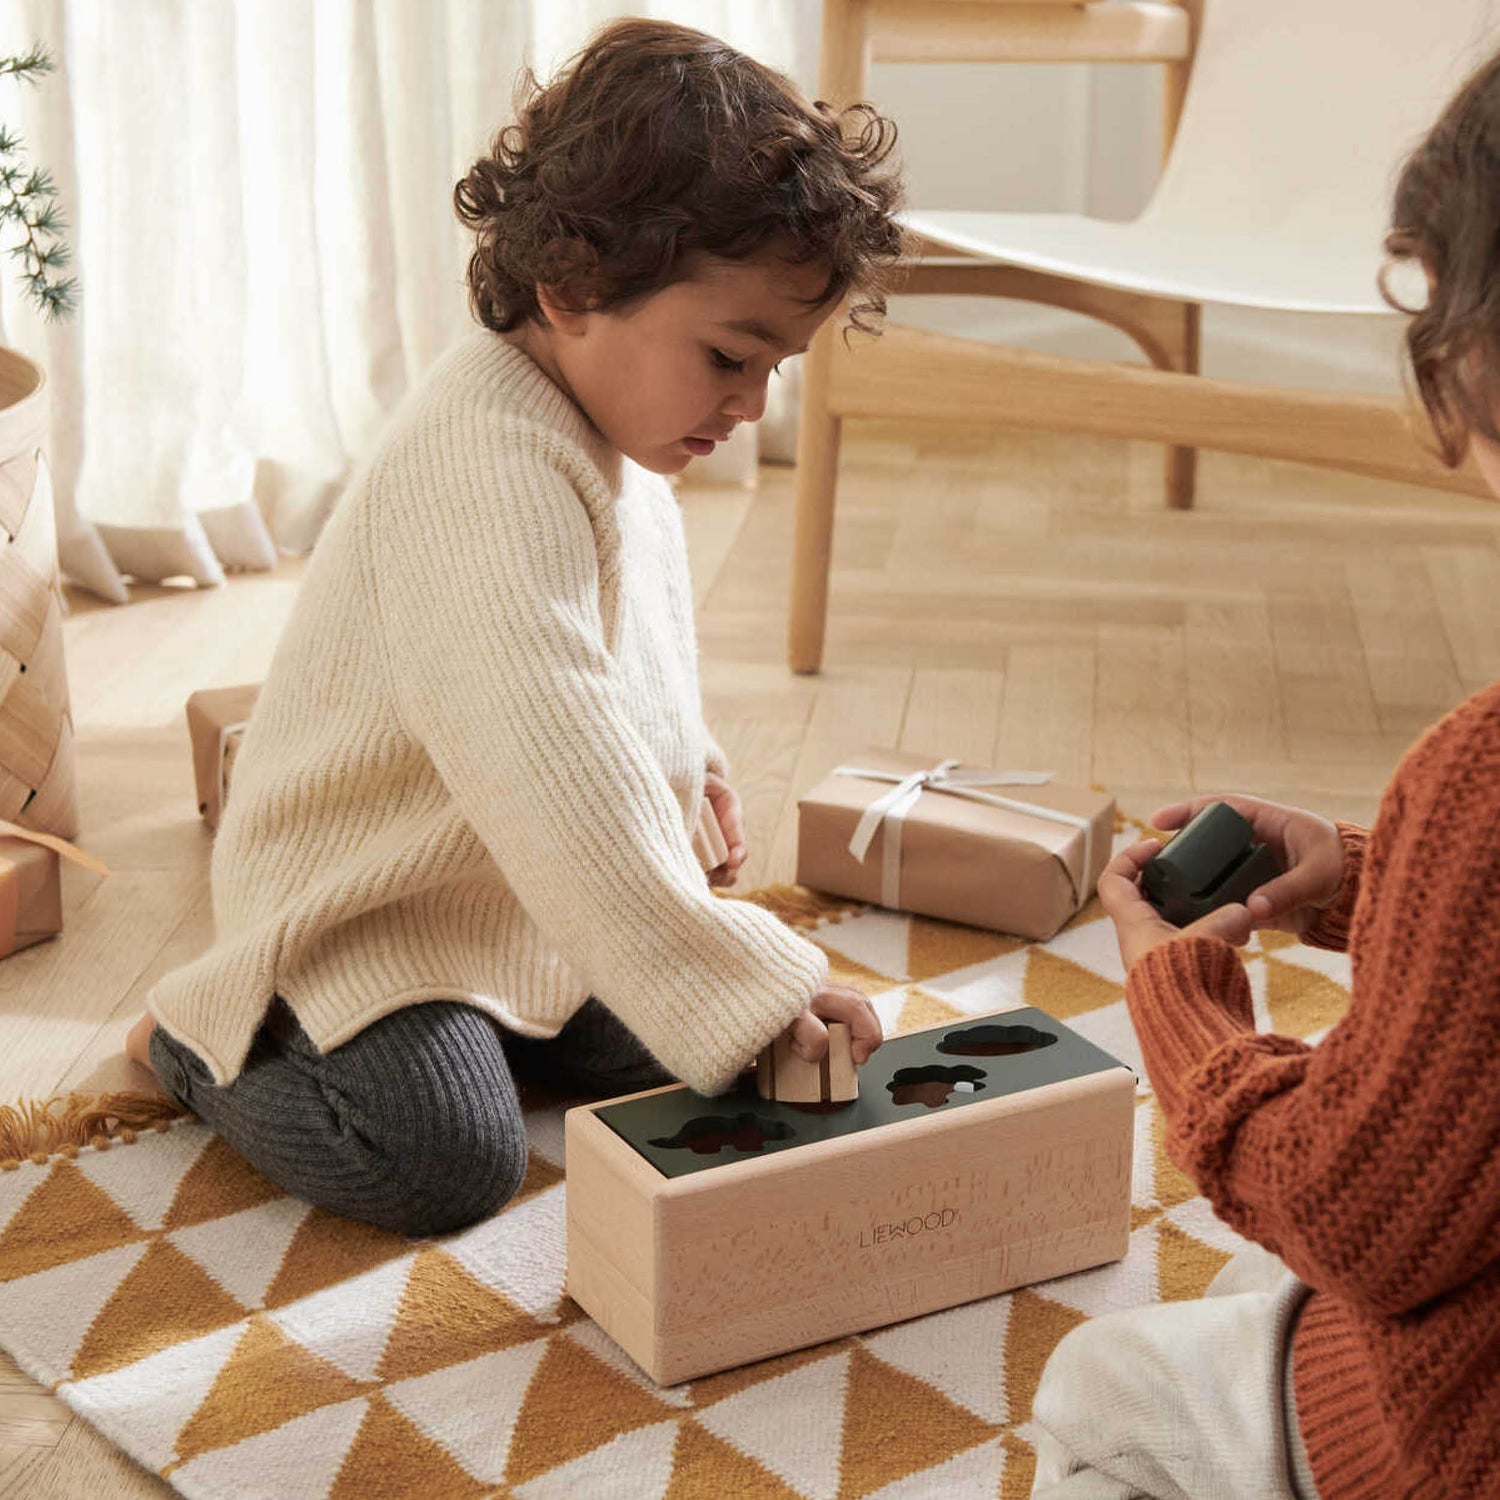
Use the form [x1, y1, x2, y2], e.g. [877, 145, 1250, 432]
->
[1163, 302, 1201, 510]
[788, 325, 843, 675]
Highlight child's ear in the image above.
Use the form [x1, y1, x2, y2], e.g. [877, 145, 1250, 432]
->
[536, 285, 589, 337]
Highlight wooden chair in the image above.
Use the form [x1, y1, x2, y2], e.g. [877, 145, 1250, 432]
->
[789, 0, 1498, 674]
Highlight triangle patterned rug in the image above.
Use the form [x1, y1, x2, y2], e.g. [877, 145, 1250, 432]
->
[0, 873, 1350, 1499]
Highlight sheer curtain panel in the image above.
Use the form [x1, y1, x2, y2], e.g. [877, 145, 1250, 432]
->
[0, 0, 801, 601]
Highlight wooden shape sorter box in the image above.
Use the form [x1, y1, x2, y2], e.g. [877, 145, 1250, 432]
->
[565, 1007, 1134, 1386]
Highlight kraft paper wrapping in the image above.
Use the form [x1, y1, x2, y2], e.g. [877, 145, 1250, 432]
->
[185, 684, 261, 830]
[795, 748, 1116, 941]
[0, 836, 60, 958]
[0, 821, 108, 958]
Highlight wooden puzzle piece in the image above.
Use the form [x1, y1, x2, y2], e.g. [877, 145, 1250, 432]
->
[692, 796, 729, 872]
[755, 1020, 858, 1107]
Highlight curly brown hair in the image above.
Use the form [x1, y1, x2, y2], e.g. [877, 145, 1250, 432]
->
[1381, 49, 1500, 466]
[453, 19, 905, 338]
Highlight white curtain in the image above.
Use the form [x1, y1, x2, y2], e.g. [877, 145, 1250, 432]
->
[0, 0, 803, 602]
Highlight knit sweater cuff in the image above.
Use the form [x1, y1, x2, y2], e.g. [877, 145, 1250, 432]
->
[671, 913, 828, 1095]
[1301, 823, 1368, 953]
[1291, 1294, 1398, 1500]
[1126, 936, 1255, 1120]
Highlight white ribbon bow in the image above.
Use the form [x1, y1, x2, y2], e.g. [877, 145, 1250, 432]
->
[835, 759, 1094, 912]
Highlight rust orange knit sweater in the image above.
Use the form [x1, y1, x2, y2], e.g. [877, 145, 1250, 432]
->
[1127, 681, 1500, 1500]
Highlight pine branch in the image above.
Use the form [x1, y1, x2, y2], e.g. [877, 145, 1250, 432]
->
[0, 43, 75, 320]
[0, 47, 52, 85]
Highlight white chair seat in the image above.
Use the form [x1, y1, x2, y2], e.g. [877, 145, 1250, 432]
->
[905, 0, 1500, 319]
[904, 209, 1414, 316]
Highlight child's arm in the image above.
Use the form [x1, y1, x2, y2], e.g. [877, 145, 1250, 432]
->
[1121, 703, 1500, 1317]
[365, 430, 826, 1095]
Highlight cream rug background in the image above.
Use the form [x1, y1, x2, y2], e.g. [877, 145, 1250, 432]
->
[0, 867, 1350, 1499]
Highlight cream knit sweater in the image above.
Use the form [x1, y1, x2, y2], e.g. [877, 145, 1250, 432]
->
[147, 331, 828, 1094]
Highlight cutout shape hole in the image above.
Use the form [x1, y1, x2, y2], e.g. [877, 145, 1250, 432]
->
[649, 1112, 796, 1156]
[887, 1064, 988, 1110]
[937, 1022, 1058, 1057]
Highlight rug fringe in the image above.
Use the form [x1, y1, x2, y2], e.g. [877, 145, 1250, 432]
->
[0, 1089, 189, 1170]
[730, 882, 866, 931]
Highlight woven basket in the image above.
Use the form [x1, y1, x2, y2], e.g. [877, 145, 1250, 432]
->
[0, 346, 76, 838]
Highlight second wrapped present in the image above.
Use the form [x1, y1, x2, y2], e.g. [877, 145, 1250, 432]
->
[796, 749, 1115, 940]
[185, 684, 260, 830]
[0, 819, 110, 957]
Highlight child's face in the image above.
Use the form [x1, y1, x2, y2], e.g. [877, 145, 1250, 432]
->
[532, 253, 835, 475]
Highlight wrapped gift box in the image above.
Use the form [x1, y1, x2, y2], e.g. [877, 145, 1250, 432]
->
[796, 748, 1115, 940]
[186, 684, 261, 830]
[0, 833, 61, 956]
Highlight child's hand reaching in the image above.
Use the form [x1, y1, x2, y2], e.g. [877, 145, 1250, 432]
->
[703, 770, 747, 888]
[1150, 794, 1345, 934]
[783, 982, 883, 1066]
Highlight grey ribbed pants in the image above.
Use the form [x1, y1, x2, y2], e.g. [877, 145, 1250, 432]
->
[149, 996, 673, 1238]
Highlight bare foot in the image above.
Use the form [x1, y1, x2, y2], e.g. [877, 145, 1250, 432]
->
[124, 1012, 157, 1074]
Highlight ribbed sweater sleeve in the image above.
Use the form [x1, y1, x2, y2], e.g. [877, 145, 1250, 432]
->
[363, 415, 825, 1096]
[1125, 687, 1500, 1318]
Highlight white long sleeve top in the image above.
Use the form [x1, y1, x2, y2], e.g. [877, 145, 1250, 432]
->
[147, 330, 827, 1093]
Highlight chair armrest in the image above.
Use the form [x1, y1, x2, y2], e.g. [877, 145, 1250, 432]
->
[869, 1, 1191, 66]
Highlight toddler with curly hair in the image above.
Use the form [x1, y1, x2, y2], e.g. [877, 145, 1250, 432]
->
[127, 19, 905, 1238]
